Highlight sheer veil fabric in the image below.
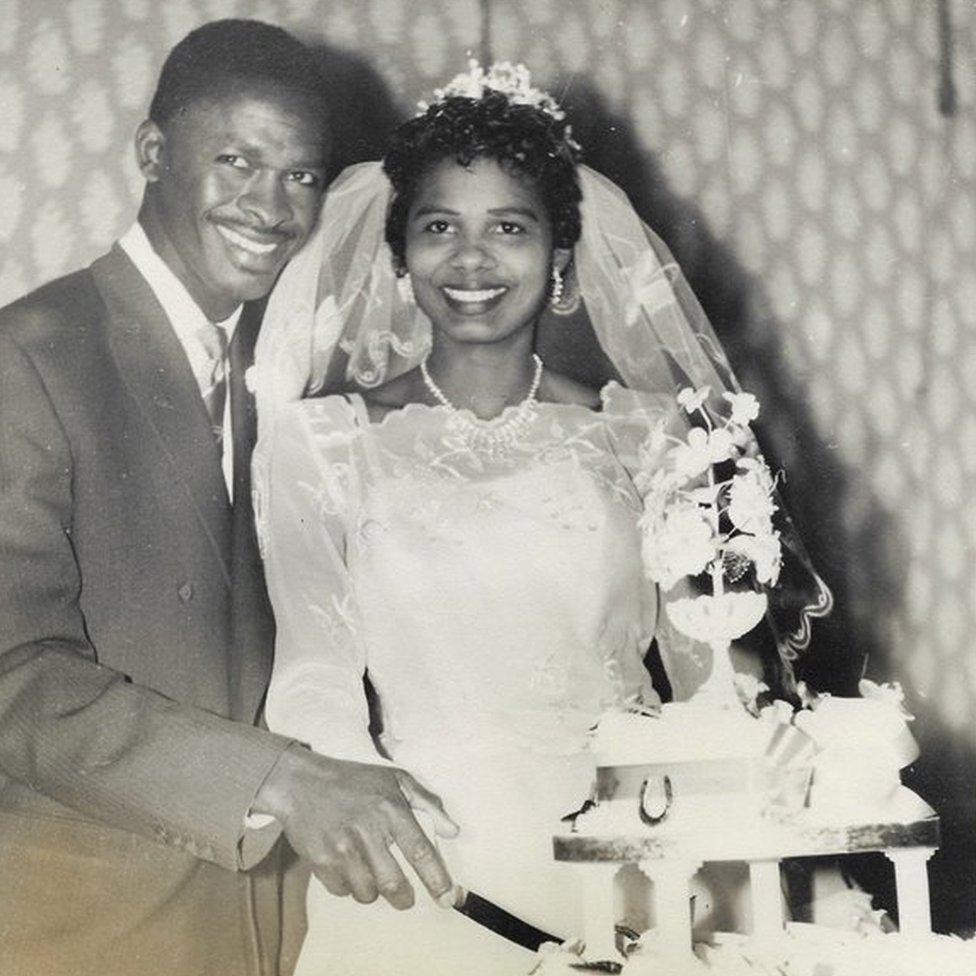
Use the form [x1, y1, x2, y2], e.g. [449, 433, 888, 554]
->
[252, 161, 831, 686]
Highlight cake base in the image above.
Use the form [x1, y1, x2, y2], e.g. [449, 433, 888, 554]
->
[531, 924, 976, 975]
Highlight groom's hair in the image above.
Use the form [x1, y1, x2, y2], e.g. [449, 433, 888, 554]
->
[149, 19, 329, 128]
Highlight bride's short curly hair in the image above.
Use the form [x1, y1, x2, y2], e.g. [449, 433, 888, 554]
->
[383, 91, 583, 269]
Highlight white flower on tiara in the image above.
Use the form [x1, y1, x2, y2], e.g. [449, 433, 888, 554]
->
[418, 59, 568, 121]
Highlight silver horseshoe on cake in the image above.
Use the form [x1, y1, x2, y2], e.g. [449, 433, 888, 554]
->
[638, 774, 673, 825]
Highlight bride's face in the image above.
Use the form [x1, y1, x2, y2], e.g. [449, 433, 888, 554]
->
[404, 157, 563, 346]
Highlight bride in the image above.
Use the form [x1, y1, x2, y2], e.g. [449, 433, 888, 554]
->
[252, 63, 830, 974]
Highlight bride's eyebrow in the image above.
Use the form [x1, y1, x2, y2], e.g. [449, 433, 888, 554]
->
[488, 206, 540, 222]
[410, 205, 540, 221]
[412, 205, 460, 217]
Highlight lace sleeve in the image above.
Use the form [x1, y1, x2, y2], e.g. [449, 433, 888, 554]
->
[257, 398, 391, 765]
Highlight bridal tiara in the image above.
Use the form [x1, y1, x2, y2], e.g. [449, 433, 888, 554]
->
[418, 59, 568, 122]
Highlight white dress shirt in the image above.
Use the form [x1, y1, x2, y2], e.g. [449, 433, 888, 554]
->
[119, 223, 241, 500]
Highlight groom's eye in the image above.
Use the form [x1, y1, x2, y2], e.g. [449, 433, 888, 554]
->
[215, 154, 249, 170]
[285, 170, 321, 187]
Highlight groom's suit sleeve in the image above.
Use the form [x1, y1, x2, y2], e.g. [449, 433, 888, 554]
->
[0, 307, 289, 873]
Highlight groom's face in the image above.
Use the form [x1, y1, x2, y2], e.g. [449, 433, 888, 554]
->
[138, 85, 329, 320]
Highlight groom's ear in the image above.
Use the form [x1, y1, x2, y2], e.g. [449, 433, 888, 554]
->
[135, 119, 167, 183]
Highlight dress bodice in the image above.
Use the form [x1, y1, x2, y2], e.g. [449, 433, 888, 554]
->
[257, 383, 676, 767]
[257, 382, 693, 938]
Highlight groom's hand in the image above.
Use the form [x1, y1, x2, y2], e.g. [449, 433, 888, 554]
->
[252, 744, 458, 910]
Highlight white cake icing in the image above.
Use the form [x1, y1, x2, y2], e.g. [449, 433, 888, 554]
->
[577, 694, 933, 833]
[591, 702, 769, 766]
[530, 926, 976, 976]
[546, 691, 943, 976]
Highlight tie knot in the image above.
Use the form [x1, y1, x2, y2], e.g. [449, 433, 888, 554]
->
[197, 322, 229, 363]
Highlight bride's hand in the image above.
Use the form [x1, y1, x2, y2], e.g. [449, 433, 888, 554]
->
[252, 744, 459, 910]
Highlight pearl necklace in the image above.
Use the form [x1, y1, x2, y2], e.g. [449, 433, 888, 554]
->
[420, 353, 544, 458]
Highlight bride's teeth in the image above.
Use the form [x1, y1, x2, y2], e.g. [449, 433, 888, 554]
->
[444, 286, 506, 302]
[217, 225, 278, 256]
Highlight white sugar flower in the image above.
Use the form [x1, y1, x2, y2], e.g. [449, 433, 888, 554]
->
[796, 681, 827, 710]
[677, 385, 711, 414]
[723, 391, 760, 425]
[640, 506, 715, 590]
[707, 426, 735, 463]
[733, 672, 770, 715]
[759, 698, 796, 726]
[858, 678, 913, 719]
[728, 468, 777, 535]
[724, 530, 783, 586]
[671, 427, 712, 478]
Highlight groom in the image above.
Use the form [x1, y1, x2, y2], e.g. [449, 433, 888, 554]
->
[0, 19, 453, 976]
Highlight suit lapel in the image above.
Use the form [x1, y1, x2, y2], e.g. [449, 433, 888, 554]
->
[92, 246, 233, 586]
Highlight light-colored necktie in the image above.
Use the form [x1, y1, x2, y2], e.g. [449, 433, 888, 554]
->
[197, 322, 229, 447]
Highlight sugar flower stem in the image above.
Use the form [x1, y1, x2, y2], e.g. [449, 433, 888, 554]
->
[705, 463, 725, 597]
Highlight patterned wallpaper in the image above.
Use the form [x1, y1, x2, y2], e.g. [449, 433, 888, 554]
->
[1, 0, 974, 828]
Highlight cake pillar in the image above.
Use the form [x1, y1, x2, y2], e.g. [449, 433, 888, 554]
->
[747, 858, 783, 937]
[639, 859, 701, 960]
[885, 847, 935, 935]
[576, 863, 624, 965]
[692, 641, 740, 705]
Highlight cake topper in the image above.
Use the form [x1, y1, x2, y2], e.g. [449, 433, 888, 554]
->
[638, 386, 782, 703]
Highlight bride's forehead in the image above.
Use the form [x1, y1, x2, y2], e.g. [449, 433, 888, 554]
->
[413, 157, 543, 211]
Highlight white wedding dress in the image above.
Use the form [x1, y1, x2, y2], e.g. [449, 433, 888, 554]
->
[257, 382, 707, 975]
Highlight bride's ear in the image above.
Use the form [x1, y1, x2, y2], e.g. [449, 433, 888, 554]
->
[553, 248, 573, 275]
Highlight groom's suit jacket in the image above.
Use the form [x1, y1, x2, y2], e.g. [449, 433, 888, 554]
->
[0, 246, 301, 976]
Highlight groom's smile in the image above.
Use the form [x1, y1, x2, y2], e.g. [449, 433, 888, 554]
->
[213, 221, 290, 259]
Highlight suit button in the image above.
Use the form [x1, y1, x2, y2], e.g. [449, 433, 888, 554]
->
[177, 582, 194, 603]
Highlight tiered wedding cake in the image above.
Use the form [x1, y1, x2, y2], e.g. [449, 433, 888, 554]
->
[542, 686, 949, 974]
[536, 387, 957, 973]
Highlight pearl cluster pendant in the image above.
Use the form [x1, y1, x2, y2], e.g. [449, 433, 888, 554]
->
[420, 353, 544, 459]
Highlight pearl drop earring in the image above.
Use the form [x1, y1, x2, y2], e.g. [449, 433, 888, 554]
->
[550, 265, 579, 315]
[550, 266, 564, 307]
[396, 272, 415, 305]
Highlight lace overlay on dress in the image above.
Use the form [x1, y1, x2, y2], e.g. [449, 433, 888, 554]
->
[256, 382, 702, 950]
[257, 382, 675, 753]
